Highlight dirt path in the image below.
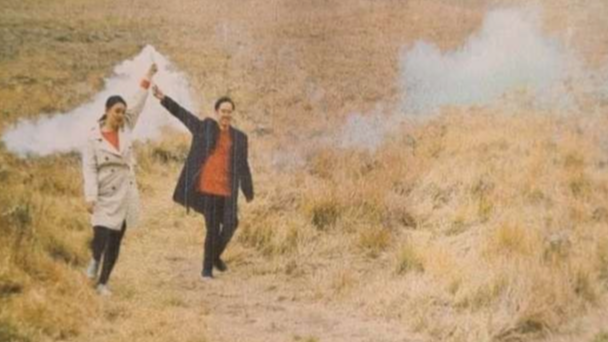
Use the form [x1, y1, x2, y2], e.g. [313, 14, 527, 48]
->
[69, 177, 419, 342]
[201, 272, 418, 342]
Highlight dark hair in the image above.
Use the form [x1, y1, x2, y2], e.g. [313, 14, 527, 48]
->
[99, 95, 127, 122]
[106, 95, 127, 110]
[214, 96, 235, 111]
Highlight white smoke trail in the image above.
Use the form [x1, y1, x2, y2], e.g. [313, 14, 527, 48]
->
[337, 6, 605, 152]
[2, 45, 193, 157]
[401, 7, 580, 113]
[338, 108, 394, 152]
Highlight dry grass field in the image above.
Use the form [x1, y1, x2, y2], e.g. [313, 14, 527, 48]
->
[2, 0, 608, 341]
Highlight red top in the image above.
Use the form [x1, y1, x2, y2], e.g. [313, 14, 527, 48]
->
[198, 129, 232, 197]
[102, 131, 120, 151]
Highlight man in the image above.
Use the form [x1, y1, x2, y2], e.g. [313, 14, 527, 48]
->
[152, 85, 254, 280]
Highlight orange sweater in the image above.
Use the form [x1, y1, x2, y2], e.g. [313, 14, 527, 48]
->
[102, 131, 120, 151]
[198, 129, 232, 196]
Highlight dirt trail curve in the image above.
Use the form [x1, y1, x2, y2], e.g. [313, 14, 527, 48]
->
[68, 178, 419, 342]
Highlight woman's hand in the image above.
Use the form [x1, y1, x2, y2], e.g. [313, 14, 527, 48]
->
[152, 85, 165, 101]
[146, 63, 158, 80]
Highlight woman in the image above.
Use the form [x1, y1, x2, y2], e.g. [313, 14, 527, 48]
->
[81, 64, 157, 296]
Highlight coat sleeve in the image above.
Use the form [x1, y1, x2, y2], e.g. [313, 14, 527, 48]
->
[124, 87, 149, 130]
[160, 96, 201, 134]
[240, 135, 254, 201]
[82, 138, 99, 203]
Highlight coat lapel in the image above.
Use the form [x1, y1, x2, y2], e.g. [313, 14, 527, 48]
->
[231, 127, 239, 159]
[229, 126, 237, 150]
[229, 126, 240, 195]
[93, 126, 122, 156]
[118, 128, 130, 156]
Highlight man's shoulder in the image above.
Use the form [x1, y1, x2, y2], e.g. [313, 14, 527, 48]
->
[192, 118, 214, 134]
[232, 127, 248, 140]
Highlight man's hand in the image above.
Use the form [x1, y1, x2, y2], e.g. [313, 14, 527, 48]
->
[86, 201, 95, 214]
[152, 85, 165, 101]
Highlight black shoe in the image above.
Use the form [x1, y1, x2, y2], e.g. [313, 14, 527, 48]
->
[214, 258, 228, 272]
[201, 269, 214, 280]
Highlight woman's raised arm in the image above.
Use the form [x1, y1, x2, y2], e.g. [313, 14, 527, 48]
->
[124, 64, 158, 130]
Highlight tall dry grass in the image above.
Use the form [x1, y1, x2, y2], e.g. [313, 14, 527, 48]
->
[0, 150, 100, 342]
[233, 104, 608, 341]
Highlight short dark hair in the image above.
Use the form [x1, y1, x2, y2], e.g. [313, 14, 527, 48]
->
[214, 96, 235, 111]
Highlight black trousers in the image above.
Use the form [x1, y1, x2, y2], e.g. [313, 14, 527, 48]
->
[91, 222, 127, 285]
[201, 195, 237, 273]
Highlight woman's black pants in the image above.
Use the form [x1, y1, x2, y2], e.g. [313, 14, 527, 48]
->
[91, 222, 127, 285]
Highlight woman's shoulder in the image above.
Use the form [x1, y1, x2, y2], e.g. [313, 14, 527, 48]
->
[85, 125, 103, 143]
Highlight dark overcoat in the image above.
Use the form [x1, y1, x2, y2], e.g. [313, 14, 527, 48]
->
[160, 96, 254, 229]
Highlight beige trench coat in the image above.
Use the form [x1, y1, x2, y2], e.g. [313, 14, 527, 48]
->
[81, 88, 148, 231]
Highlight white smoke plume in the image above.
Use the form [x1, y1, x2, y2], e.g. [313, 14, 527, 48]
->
[2, 45, 193, 157]
[338, 6, 608, 152]
[401, 7, 579, 113]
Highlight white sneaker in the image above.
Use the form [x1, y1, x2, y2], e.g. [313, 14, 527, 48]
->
[96, 284, 112, 297]
[86, 259, 99, 280]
